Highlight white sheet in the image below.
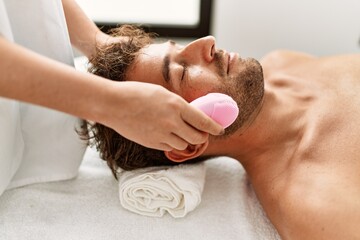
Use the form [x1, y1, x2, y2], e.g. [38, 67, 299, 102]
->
[0, 147, 280, 240]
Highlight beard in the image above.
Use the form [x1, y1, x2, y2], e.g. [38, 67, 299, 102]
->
[215, 57, 264, 136]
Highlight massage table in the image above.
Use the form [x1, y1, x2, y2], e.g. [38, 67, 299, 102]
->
[0, 146, 280, 239]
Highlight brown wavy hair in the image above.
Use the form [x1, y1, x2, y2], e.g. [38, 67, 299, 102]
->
[81, 25, 210, 178]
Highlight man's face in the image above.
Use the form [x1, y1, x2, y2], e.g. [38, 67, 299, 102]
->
[127, 36, 264, 134]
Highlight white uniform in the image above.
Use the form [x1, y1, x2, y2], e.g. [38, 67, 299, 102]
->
[0, 0, 87, 196]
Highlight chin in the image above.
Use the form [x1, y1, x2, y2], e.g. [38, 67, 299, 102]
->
[221, 58, 264, 136]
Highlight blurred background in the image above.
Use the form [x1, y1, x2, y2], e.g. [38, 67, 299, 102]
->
[75, 0, 360, 59]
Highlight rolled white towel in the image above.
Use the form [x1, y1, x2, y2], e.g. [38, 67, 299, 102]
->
[118, 163, 206, 218]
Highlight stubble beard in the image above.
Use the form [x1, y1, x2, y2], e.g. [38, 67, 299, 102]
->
[219, 58, 265, 137]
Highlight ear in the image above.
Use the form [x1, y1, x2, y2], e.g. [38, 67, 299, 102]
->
[164, 141, 209, 163]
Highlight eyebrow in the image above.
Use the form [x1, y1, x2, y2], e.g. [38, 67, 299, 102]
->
[162, 40, 176, 83]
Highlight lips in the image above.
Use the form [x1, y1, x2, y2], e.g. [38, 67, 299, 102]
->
[216, 50, 235, 75]
[227, 52, 239, 75]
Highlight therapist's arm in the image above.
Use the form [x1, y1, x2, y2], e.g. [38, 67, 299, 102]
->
[0, 37, 224, 151]
[61, 0, 117, 58]
[0, 36, 117, 123]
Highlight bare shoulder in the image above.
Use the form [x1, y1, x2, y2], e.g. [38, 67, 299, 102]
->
[276, 170, 360, 240]
[260, 50, 316, 70]
[319, 54, 360, 74]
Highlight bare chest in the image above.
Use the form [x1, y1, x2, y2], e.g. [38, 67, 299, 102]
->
[251, 54, 360, 238]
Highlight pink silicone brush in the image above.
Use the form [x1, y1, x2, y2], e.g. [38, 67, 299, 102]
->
[190, 93, 239, 128]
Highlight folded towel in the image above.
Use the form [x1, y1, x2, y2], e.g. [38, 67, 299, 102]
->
[118, 163, 206, 218]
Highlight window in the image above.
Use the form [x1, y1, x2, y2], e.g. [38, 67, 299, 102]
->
[76, 0, 213, 38]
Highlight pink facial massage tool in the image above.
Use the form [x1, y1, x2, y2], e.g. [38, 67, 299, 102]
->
[190, 93, 239, 128]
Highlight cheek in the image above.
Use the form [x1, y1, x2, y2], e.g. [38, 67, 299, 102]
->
[180, 69, 222, 102]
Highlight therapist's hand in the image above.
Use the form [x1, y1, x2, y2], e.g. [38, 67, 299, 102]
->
[99, 82, 224, 151]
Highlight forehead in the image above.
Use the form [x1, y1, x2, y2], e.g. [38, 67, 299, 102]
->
[126, 41, 171, 87]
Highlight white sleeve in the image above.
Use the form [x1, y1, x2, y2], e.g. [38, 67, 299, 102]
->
[4, 0, 86, 190]
[0, 0, 13, 41]
[0, 0, 24, 196]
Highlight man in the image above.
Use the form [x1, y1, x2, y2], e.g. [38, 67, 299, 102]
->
[85, 25, 360, 239]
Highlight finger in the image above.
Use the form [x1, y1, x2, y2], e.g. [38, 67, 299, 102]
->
[181, 104, 225, 136]
[163, 133, 189, 151]
[174, 121, 209, 145]
[154, 142, 173, 152]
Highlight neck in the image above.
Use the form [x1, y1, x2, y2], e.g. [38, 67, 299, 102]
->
[205, 82, 309, 174]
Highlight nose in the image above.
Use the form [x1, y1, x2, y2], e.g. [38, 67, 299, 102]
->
[180, 36, 216, 63]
